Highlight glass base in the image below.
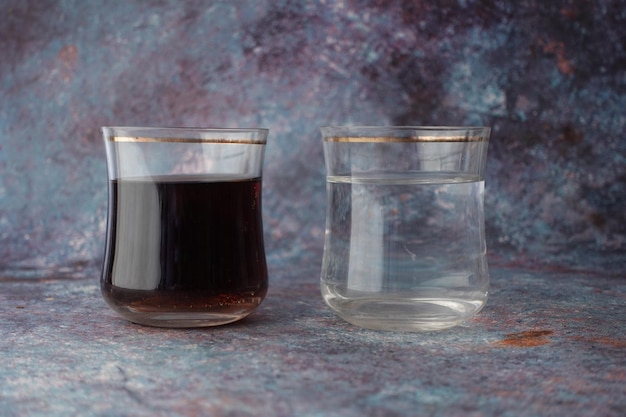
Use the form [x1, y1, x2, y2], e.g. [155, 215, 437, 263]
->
[101, 284, 265, 328]
[105, 305, 260, 328]
[321, 283, 487, 331]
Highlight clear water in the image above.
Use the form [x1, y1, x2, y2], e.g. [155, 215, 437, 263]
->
[321, 172, 489, 331]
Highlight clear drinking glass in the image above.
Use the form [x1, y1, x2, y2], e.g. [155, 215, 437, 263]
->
[101, 127, 268, 327]
[320, 126, 490, 331]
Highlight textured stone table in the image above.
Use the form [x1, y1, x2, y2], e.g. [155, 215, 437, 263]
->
[1, 258, 625, 417]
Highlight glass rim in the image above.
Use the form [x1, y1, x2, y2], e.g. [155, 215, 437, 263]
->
[321, 125, 490, 143]
[102, 126, 269, 144]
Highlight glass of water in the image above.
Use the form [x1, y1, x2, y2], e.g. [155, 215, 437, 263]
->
[320, 126, 491, 331]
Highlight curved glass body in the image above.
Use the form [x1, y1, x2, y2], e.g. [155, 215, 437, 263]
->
[321, 126, 490, 331]
[102, 127, 268, 327]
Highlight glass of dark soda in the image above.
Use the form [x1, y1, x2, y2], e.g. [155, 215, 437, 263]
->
[101, 127, 269, 327]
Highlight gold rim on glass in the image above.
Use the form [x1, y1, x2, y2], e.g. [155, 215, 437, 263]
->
[102, 127, 268, 144]
[107, 136, 266, 144]
[323, 135, 487, 143]
[321, 126, 490, 143]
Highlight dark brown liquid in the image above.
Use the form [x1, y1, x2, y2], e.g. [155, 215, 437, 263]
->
[101, 175, 267, 326]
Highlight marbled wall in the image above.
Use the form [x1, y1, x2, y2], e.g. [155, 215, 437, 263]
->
[1, 0, 624, 278]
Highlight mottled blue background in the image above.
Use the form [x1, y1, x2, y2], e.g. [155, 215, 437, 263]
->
[1, 0, 625, 278]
